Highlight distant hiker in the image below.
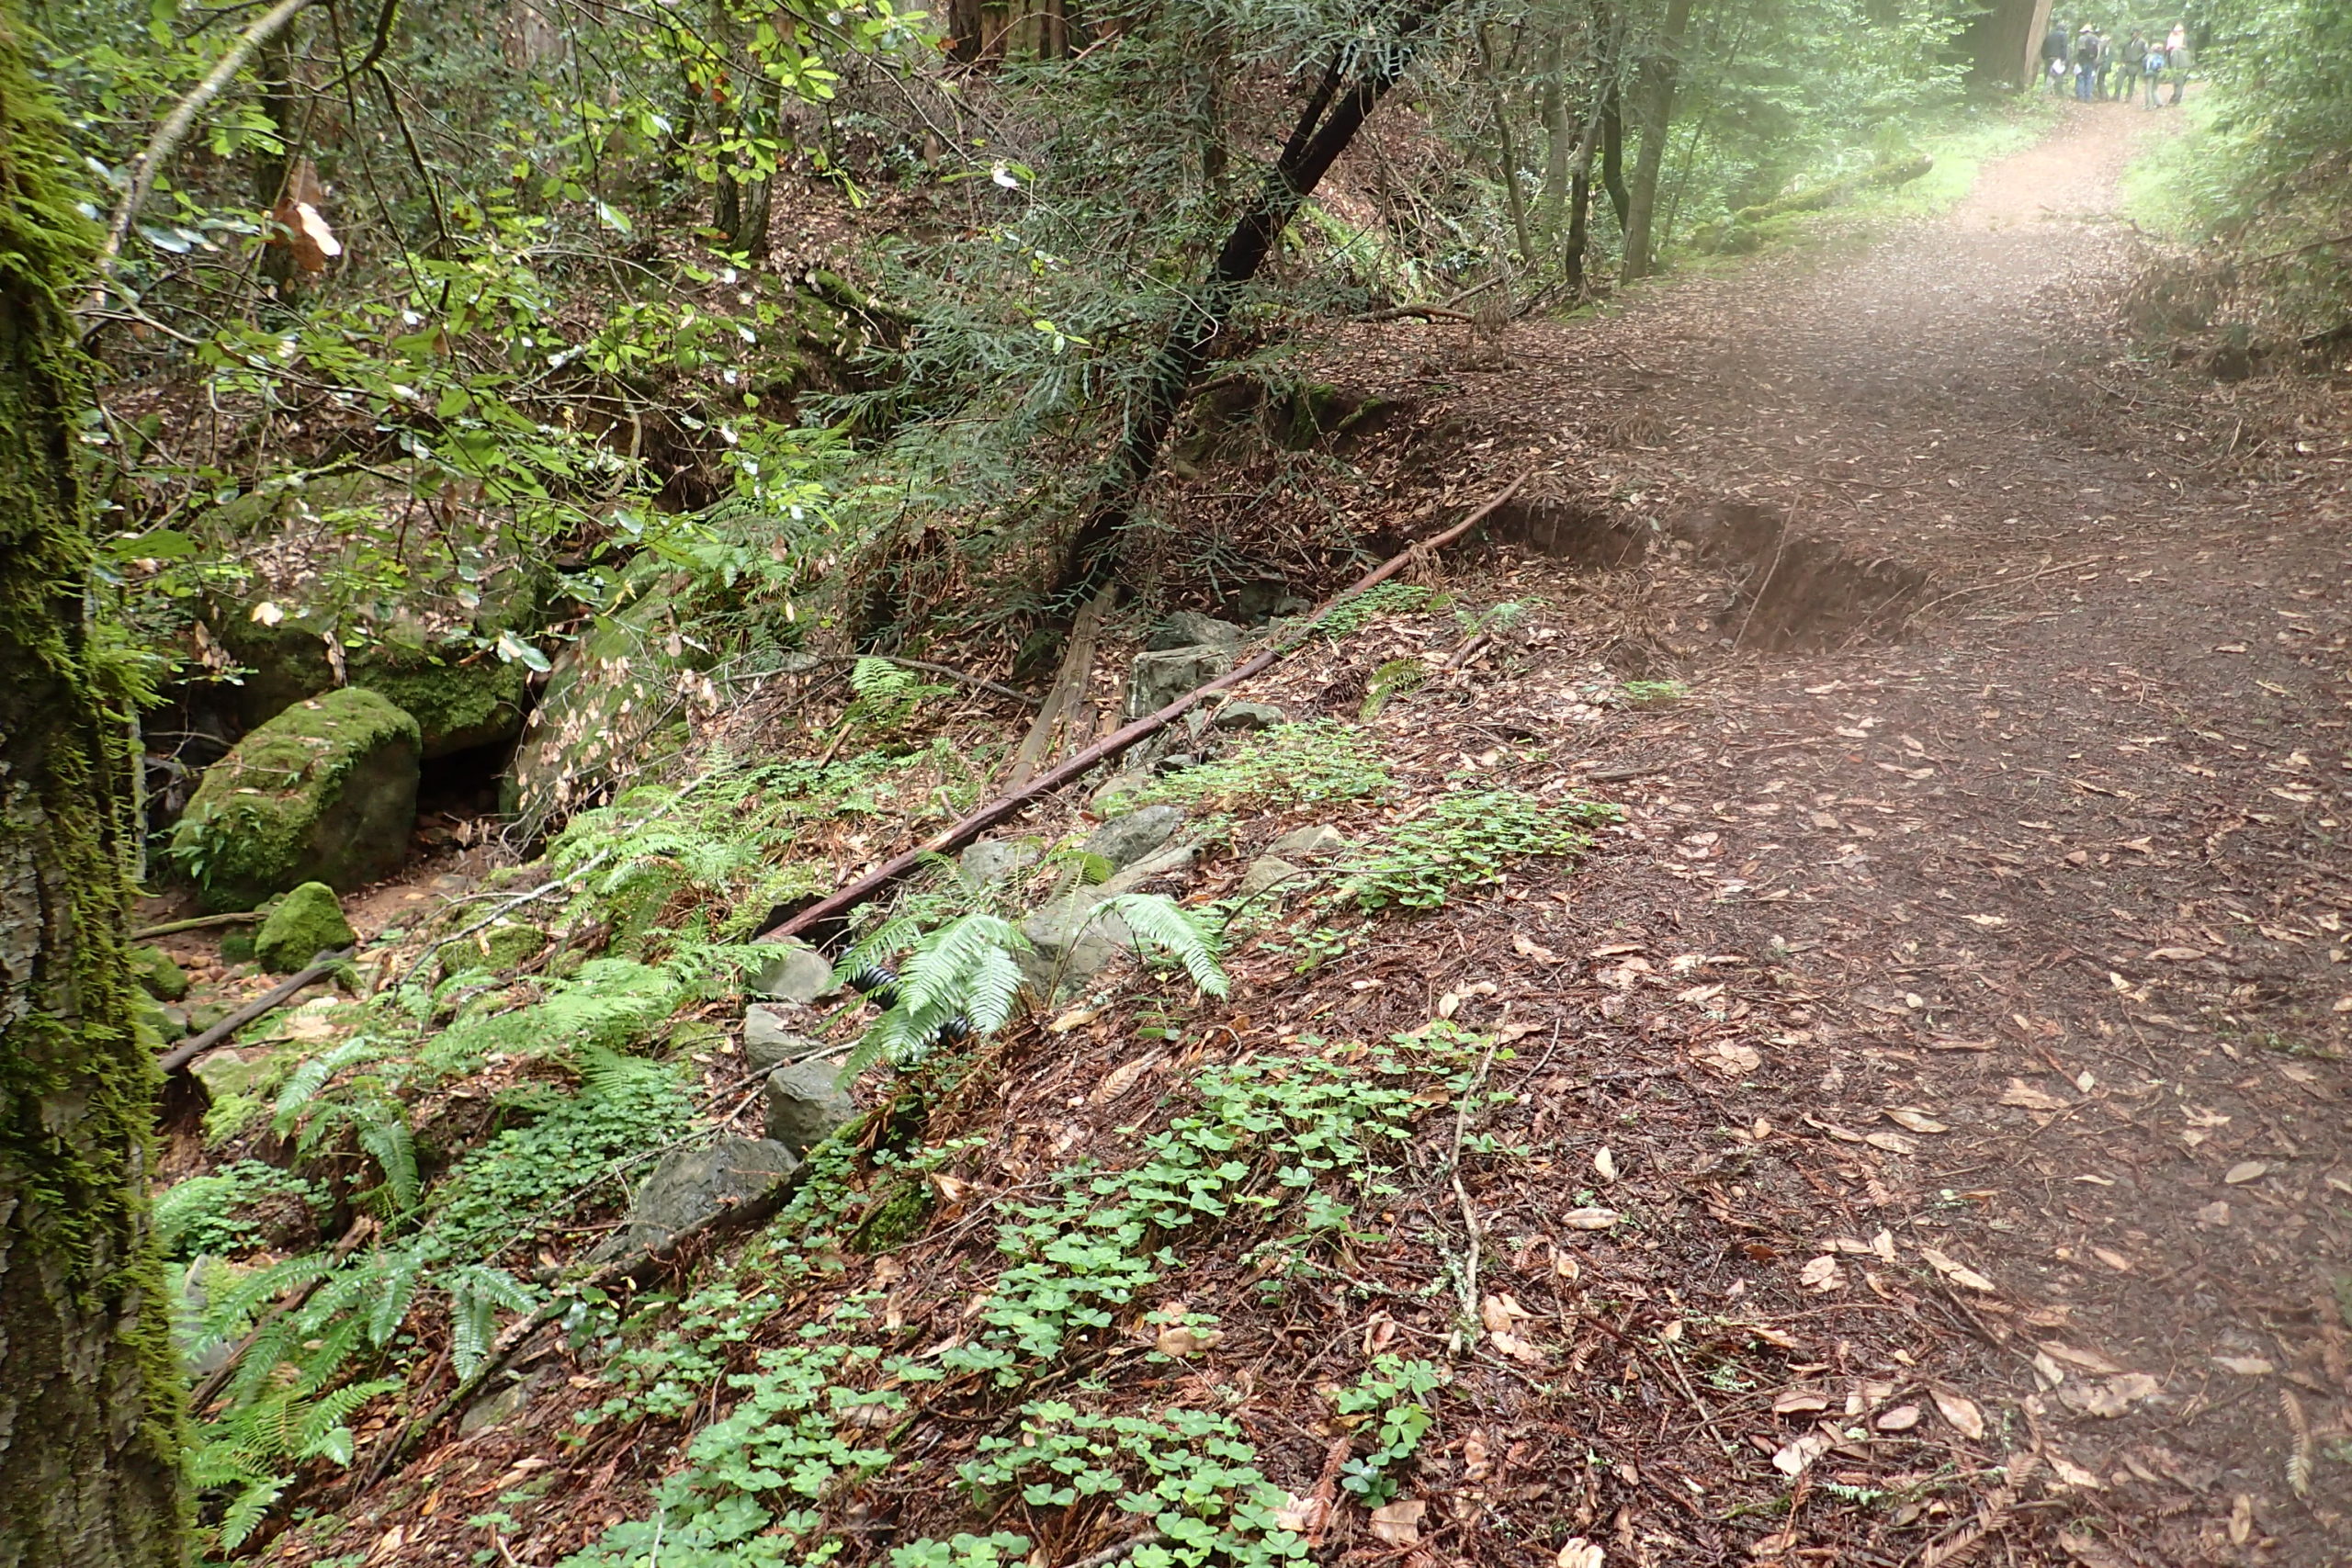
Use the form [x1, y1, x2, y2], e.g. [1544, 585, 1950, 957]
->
[2166, 21, 2188, 52]
[2166, 36, 2194, 105]
[2073, 26, 2100, 100]
[2118, 31, 2149, 98]
[2092, 29, 2115, 99]
[2143, 40, 2167, 107]
[2043, 20, 2072, 91]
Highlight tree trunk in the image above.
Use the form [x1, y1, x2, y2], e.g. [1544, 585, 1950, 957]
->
[0, 13, 188, 1566]
[1620, 0, 1693, 282]
[1600, 82, 1628, 229]
[1048, 4, 1454, 608]
[1535, 26, 1570, 242]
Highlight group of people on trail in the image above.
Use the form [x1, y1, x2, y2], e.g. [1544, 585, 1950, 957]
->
[2042, 19, 2192, 107]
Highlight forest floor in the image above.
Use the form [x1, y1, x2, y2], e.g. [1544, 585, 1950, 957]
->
[1279, 91, 2352, 1562]
[250, 95, 2352, 1568]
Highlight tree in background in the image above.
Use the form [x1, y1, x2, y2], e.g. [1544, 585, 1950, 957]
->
[0, 6, 187, 1562]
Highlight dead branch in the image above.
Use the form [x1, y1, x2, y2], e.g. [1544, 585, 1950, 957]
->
[158, 948, 351, 1074]
[757, 469, 1533, 947]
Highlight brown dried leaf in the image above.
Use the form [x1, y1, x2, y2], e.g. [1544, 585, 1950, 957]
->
[1921, 1247, 1998, 1292]
[1931, 1387, 1986, 1439]
[1999, 1079, 2068, 1112]
[1561, 1206, 1621, 1230]
[1876, 1404, 1922, 1432]
[1368, 1498, 1426, 1545]
[1773, 1388, 1830, 1415]
[1886, 1108, 1949, 1134]
[1555, 1540, 1606, 1568]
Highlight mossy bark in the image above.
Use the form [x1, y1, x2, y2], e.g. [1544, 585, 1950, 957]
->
[0, 9, 189, 1564]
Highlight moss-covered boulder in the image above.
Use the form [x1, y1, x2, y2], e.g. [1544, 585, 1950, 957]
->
[129, 942, 189, 1001]
[171, 688, 421, 909]
[355, 650, 528, 759]
[204, 605, 530, 760]
[254, 882, 356, 971]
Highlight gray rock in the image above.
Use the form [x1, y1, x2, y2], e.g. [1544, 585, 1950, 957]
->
[1239, 856, 1306, 897]
[742, 1003, 821, 1070]
[1016, 840, 1199, 996]
[1145, 612, 1247, 652]
[594, 1137, 799, 1260]
[1125, 645, 1230, 718]
[1089, 768, 1154, 809]
[1269, 824, 1349, 857]
[1272, 595, 1314, 618]
[763, 1063, 858, 1154]
[749, 936, 838, 1004]
[1156, 753, 1200, 774]
[459, 1369, 553, 1438]
[960, 836, 1043, 886]
[1020, 895, 1136, 994]
[1212, 701, 1286, 732]
[1081, 805, 1186, 872]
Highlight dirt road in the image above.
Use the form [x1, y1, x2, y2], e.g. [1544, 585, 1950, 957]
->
[1422, 97, 2352, 1561]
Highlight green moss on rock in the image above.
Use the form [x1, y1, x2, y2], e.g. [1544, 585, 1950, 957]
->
[171, 687, 421, 910]
[354, 654, 527, 760]
[436, 919, 548, 978]
[128, 943, 188, 1001]
[253, 882, 356, 972]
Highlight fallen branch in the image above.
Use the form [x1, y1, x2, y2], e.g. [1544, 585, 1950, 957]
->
[130, 910, 261, 940]
[159, 949, 352, 1074]
[1356, 304, 1476, 323]
[757, 469, 1532, 946]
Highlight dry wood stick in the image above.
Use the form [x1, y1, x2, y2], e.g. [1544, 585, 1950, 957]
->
[757, 468, 1532, 946]
[158, 949, 352, 1074]
[1007, 585, 1113, 788]
[130, 910, 262, 940]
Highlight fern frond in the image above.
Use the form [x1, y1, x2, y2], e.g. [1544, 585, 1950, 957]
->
[446, 1264, 539, 1379]
[215, 1476, 290, 1550]
[962, 944, 1026, 1034]
[1090, 894, 1230, 998]
[356, 1108, 420, 1213]
[273, 1039, 378, 1123]
[901, 913, 1026, 1018]
[367, 1248, 430, 1346]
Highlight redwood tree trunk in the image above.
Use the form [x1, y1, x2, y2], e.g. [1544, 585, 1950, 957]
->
[1620, 0, 1693, 282]
[0, 11, 188, 1565]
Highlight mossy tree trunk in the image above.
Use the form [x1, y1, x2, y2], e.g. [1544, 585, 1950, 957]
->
[0, 9, 188, 1564]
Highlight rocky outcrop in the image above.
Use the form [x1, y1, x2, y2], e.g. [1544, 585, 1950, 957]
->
[170, 688, 421, 910]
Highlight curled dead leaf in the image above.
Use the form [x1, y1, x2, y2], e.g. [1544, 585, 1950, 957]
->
[1999, 1078, 2069, 1112]
[1875, 1404, 1921, 1432]
[2222, 1160, 2268, 1185]
[1772, 1388, 1830, 1415]
[1884, 1108, 1948, 1134]
[1555, 1540, 1606, 1568]
[1771, 1430, 1834, 1477]
[1561, 1207, 1622, 1230]
[1864, 1130, 1919, 1155]
[1593, 1145, 1618, 1181]
[1799, 1255, 1844, 1293]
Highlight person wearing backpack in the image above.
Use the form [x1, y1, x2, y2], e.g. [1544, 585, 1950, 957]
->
[2117, 31, 2149, 98]
[2044, 19, 2073, 92]
[2143, 39, 2168, 107]
[2073, 25, 2101, 99]
[2092, 28, 2116, 100]
[2166, 34, 2194, 105]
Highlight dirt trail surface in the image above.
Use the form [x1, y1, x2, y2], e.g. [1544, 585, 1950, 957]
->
[314, 104, 2352, 1568]
[1366, 99, 2352, 1560]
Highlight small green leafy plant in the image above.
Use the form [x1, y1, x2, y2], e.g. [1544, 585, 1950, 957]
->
[1138, 719, 1391, 809]
[1310, 581, 1430, 639]
[1341, 791, 1617, 910]
[1332, 1356, 1445, 1506]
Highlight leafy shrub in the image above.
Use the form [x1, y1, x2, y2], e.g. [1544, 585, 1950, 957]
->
[1308, 581, 1431, 639]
